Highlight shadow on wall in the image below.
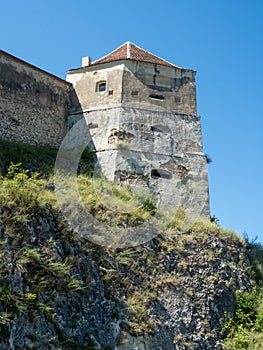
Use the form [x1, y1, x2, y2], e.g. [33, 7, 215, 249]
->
[69, 86, 83, 115]
[67, 85, 98, 168]
[0, 52, 71, 147]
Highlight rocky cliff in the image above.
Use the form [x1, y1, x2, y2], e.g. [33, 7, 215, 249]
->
[0, 162, 252, 349]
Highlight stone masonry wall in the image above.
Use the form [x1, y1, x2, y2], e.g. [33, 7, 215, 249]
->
[73, 106, 210, 217]
[66, 63, 123, 113]
[122, 62, 197, 115]
[67, 61, 196, 116]
[0, 51, 71, 147]
[67, 58, 209, 218]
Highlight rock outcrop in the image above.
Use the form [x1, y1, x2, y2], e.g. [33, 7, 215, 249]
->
[0, 200, 251, 349]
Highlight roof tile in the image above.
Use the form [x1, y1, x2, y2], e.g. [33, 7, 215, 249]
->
[91, 42, 180, 68]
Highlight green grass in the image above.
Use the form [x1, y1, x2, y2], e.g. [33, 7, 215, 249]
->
[0, 163, 88, 330]
[245, 236, 263, 286]
[223, 237, 263, 349]
[0, 139, 94, 177]
[223, 288, 263, 349]
[0, 139, 59, 176]
[77, 175, 157, 227]
[0, 139, 262, 346]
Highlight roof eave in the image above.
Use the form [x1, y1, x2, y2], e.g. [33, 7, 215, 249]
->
[67, 58, 195, 73]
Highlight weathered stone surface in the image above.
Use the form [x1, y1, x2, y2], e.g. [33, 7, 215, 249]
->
[67, 52, 209, 218]
[0, 45, 210, 217]
[67, 106, 209, 217]
[67, 60, 197, 116]
[0, 205, 251, 349]
[0, 51, 71, 146]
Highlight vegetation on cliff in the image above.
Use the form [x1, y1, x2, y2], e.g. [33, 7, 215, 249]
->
[0, 139, 262, 349]
[223, 238, 263, 349]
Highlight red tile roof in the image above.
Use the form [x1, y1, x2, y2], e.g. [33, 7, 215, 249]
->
[90, 42, 180, 68]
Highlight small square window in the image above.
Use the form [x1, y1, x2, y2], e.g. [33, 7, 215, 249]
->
[96, 81, 106, 92]
[174, 96, 181, 103]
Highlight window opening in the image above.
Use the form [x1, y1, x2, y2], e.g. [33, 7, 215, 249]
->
[96, 81, 106, 92]
[149, 94, 164, 100]
[151, 169, 172, 179]
[174, 96, 181, 103]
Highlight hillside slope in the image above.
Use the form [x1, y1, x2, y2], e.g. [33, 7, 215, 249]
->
[0, 140, 259, 349]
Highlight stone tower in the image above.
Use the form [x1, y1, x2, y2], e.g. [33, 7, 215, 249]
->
[66, 42, 210, 217]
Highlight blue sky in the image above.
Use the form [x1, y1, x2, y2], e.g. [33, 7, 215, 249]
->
[1, 0, 263, 242]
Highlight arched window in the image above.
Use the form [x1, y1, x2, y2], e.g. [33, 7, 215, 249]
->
[96, 81, 106, 92]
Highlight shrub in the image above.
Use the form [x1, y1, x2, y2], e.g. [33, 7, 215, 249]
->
[223, 235, 263, 349]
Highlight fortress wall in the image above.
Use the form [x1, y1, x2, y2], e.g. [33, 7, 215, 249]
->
[0, 51, 71, 147]
[82, 106, 210, 217]
[66, 63, 124, 112]
[67, 61, 197, 116]
[122, 62, 197, 115]
[83, 107, 203, 155]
